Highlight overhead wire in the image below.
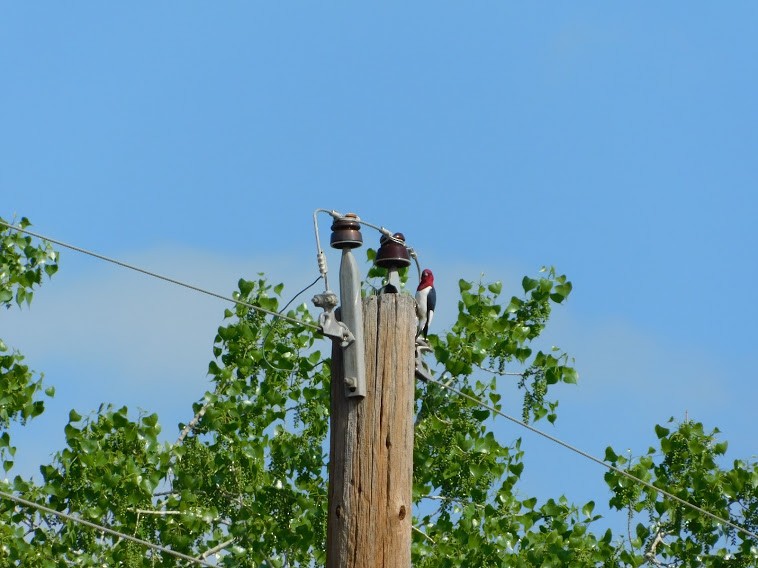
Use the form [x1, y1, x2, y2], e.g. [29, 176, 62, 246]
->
[422, 375, 758, 542]
[312, 208, 424, 287]
[343, 190, 758, 543]
[9, 219, 750, 545]
[0, 220, 319, 331]
[349, 215, 424, 281]
[261, 274, 323, 371]
[0, 489, 216, 566]
[0, 219, 318, 562]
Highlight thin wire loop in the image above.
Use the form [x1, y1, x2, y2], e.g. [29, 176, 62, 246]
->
[422, 375, 758, 542]
[0, 489, 216, 566]
[0, 220, 319, 331]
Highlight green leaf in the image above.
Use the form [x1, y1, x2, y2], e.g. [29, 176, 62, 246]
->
[522, 497, 537, 510]
[654, 424, 670, 439]
[68, 409, 82, 422]
[487, 281, 503, 295]
[522, 276, 538, 292]
[505, 297, 523, 313]
[143, 413, 159, 428]
[713, 441, 728, 454]
[509, 462, 524, 477]
[562, 367, 578, 384]
[582, 501, 595, 517]
[469, 462, 487, 477]
[238, 278, 255, 296]
[604, 447, 618, 462]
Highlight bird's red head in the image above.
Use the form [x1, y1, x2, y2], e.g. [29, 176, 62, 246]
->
[418, 268, 434, 289]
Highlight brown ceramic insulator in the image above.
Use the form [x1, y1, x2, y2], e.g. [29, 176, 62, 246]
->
[375, 232, 411, 268]
[330, 213, 363, 249]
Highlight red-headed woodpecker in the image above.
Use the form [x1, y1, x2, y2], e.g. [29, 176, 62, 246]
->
[415, 268, 436, 338]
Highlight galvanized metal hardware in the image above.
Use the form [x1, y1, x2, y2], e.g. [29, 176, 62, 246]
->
[330, 213, 367, 398]
[414, 341, 434, 382]
[312, 292, 354, 347]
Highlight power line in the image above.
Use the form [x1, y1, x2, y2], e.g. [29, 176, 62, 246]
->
[0, 489, 216, 566]
[312, 208, 424, 289]
[8, 220, 753, 544]
[0, 220, 319, 331]
[262, 274, 324, 372]
[422, 375, 758, 542]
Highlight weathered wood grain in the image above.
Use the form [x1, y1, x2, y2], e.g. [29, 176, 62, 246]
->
[327, 294, 415, 568]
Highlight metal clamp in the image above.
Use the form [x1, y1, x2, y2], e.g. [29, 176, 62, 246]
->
[415, 340, 434, 382]
[313, 292, 354, 347]
[318, 311, 355, 347]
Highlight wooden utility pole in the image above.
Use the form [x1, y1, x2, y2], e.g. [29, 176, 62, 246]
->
[327, 293, 416, 568]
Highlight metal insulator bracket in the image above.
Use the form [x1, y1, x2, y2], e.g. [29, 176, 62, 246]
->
[415, 341, 434, 382]
[318, 311, 355, 347]
[313, 292, 355, 347]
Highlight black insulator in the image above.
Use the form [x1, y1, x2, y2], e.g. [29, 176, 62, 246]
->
[375, 232, 411, 269]
[330, 213, 363, 249]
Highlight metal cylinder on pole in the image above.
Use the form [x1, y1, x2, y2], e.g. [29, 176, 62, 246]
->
[330, 213, 366, 398]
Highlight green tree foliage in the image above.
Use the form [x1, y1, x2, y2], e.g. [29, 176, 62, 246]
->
[605, 420, 758, 566]
[1, 219, 756, 566]
[0, 217, 59, 473]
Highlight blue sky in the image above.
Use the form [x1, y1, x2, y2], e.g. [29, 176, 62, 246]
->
[3, 3, 757, 537]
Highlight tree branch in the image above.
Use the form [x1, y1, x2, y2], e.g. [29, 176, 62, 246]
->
[644, 528, 671, 566]
[175, 401, 211, 446]
[198, 537, 235, 560]
[412, 524, 435, 544]
[421, 494, 484, 509]
[474, 361, 525, 377]
[132, 509, 184, 516]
